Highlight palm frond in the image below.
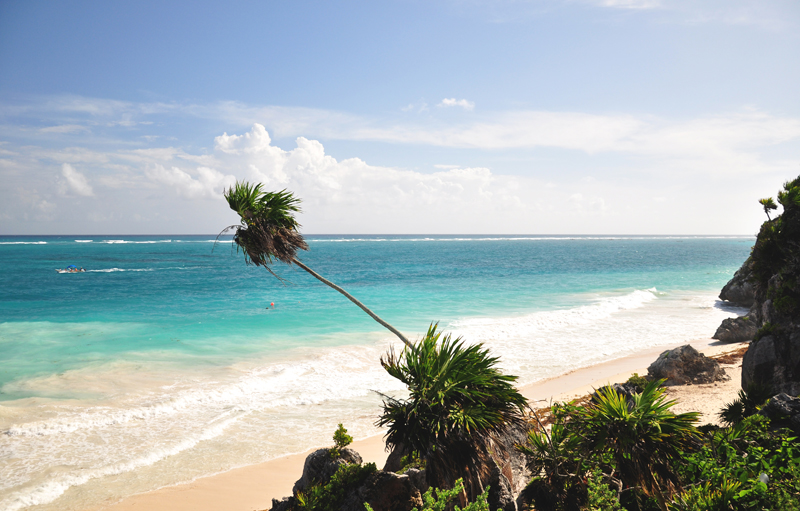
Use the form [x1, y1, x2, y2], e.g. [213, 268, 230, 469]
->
[221, 181, 308, 270]
[377, 323, 527, 496]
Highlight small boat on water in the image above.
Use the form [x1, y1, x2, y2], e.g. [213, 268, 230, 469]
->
[56, 265, 86, 273]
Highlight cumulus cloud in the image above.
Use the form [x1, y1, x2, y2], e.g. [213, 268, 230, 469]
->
[438, 98, 475, 111]
[60, 163, 94, 196]
[145, 165, 236, 199]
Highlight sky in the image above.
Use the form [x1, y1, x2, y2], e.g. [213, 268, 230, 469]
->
[0, 0, 799, 235]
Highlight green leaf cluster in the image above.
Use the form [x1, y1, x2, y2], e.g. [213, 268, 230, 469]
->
[295, 462, 377, 511]
[519, 386, 800, 510]
[329, 423, 354, 458]
[377, 323, 527, 463]
[222, 181, 308, 270]
[674, 416, 800, 510]
[364, 478, 489, 511]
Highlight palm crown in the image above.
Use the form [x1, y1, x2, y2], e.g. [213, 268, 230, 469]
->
[223, 182, 308, 269]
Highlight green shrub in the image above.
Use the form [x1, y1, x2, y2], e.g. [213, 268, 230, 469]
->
[626, 372, 651, 392]
[365, 478, 489, 511]
[398, 451, 426, 474]
[586, 470, 622, 511]
[329, 423, 354, 457]
[719, 381, 773, 426]
[753, 321, 776, 342]
[296, 462, 376, 511]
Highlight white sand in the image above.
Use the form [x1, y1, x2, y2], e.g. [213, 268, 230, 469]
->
[96, 338, 748, 511]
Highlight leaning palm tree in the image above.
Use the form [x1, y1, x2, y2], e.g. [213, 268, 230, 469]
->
[578, 380, 699, 511]
[377, 323, 528, 499]
[759, 197, 778, 222]
[220, 181, 411, 348]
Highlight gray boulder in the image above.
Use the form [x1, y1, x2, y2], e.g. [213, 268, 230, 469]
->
[647, 345, 729, 386]
[742, 332, 800, 396]
[759, 393, 800, 435]
[720, 261, 755, 307]
[292, 447, 362, 495]
[344, 470, 423, 511]
[713, 316, 757, 343]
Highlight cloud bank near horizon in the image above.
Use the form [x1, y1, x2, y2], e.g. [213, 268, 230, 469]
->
[1, 95, 798, 235]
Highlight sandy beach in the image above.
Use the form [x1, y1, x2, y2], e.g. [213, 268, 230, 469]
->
[94, 336, 748, 511]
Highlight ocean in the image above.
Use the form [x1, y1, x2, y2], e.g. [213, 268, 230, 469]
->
[0, 235, 752, 511]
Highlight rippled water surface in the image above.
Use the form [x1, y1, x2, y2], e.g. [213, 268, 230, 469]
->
[0, 235, 752, 510]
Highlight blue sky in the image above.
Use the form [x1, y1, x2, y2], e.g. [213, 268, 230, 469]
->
[1, 0, 799, 234]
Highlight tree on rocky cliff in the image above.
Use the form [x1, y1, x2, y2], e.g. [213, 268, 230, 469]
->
[377, 323, 527, 500]
[759, 197, 778, 222]
[219, 181, 412, 348]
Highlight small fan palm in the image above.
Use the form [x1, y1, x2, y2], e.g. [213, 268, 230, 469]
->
[579, 380, 699, 511]
[377, 323, 527, 497]
[719, 381, 773, 427]
[759, 197, 778, 222]
[220, 181, 411, 347]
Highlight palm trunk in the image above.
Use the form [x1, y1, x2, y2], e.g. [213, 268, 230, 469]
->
[291, 257, 413, 348]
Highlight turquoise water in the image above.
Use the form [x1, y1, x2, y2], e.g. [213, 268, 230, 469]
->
[0, 235, 752, 510]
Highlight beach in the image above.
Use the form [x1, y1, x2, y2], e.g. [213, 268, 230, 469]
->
[96, 337, 749, 511]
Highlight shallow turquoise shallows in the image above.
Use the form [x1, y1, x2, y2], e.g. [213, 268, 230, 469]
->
[0, 235, 752, 511]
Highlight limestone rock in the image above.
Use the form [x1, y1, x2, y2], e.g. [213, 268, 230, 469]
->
[647, 345, 729, 386]
[269, 497, 295, 511]
[345, 470, 422, 511]
[483, 422, 533, 511]
[720, 260, 755, 307]
[742, 332, 800, 396]
[383, 443, 408, 473]
[292, 447, 363, 495]
[713, 316, 757, 343]
[759, 393, 800, 435]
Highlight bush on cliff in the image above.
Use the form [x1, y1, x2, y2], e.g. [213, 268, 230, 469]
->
[521, 381, 699, 511]
[295, 462, 377, 511]
[376, 323, 527, 500]
[518, 391, 800, 511]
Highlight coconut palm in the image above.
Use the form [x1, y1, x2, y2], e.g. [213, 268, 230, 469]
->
[578, 380, 699, 511]
[759, 197, 778, 221]
[376, 323, 528, 497]
[221, 181, 411, 348]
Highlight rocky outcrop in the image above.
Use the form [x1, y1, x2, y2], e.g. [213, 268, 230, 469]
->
[742, 331, 800, 396]
[713, 316, 757, 343]
[483, 422, 533, 511]
[292, 447, 362, 494]
[647, 345, 729, 386]
[719, 260, 756, 308]
[343, 471, 423, 511]
[270, 422, 533, 511]
[737, 177, 800, 394]
[759, 393, 800, 435]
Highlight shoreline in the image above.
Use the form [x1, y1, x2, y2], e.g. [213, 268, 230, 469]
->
[95, 336, 748, 511]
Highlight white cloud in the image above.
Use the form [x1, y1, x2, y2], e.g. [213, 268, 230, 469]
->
[592, 0, 661, 9]
[60, 163, 94, 196]
[40, 124, 90, 134]
[145, 165, 236, 199]
[438, 98, 475, 111]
